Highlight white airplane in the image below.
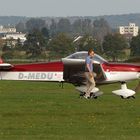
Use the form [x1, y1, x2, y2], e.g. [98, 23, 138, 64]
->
[0, 51, 139, 99]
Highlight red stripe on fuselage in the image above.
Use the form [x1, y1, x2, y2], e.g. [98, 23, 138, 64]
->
[102, 62, 140, 72]
[10, 61, 64, 72]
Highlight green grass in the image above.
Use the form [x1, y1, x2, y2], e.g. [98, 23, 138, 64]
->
[0, 81, 139, 140]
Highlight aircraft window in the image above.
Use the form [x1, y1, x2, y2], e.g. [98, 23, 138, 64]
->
[66, 52, 107, 63]
[69, 54, 75, 59]
[68, 53, 88, 59]
[75, 53, 88, 59]
[93, 54, 107, 63]
[69, 54, 78, 59]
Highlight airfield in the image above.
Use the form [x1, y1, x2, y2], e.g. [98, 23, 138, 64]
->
[0, 80, 139, 140]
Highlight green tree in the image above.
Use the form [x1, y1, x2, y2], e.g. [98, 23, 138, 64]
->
[16, 22, 26, 33]
[24, 29, 47, 59]
[41, 27, 50, 39]
[57, 18, 71, 33]
[103, 33, 128, 61]
[93, 18, 111, 42]
[130, 34, 140, 57]
[75, 35, 102, 54]
[2, 43, 14, 59]
[48, 33, 74, 59]
[72, 19, 93, 36]
[14, 38, 24, 51]
[50, 19, 57, 37]
[26, 18, 46, 32]
[0, 39, 5, 56]
[81, 19, 93, 35]
[72, 19, 83, 35]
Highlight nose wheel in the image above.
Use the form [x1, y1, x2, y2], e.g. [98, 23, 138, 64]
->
[113, 82, 136, 99]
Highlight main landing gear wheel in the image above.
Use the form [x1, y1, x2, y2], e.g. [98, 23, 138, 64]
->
[76, 86, 103, 99]
[79, 91, 103, 99]
[79, 92, 85, 98]
[120, 95, 135, 99]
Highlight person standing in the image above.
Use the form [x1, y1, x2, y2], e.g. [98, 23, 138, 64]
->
[84, 49, 96, 99]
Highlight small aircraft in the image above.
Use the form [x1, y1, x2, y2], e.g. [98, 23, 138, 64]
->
[0, 51, 140, 99]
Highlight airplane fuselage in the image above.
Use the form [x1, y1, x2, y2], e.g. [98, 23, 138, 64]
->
[0, 62, 64, 82]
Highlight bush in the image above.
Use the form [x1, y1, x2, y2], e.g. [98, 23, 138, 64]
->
[125, 57, 140, 63]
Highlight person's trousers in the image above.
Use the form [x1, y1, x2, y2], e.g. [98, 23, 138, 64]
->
[85, 72, 96, 97]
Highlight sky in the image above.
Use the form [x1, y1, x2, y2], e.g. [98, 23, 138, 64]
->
[0, 0, 140, 17]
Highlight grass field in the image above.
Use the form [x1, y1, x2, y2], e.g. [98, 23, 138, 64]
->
[0, 80, 139, 140]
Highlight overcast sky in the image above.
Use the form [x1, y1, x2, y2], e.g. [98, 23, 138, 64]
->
[0, 0, 140, 17]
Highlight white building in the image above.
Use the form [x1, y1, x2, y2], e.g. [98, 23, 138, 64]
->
[2, 33, 26, 43]
[0, 25, 16, 33]
[119, 23, 139, 37]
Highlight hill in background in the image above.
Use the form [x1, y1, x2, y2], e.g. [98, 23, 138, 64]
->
[0, 13, 140, 29]
[0, 16, 28, 26]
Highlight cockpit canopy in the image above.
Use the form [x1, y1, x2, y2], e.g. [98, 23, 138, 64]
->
[62, 51, 107, 64]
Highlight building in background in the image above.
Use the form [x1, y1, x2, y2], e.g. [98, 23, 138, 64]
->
[0, 25, 16, 33]
[119, 23, 139, 40]
[2, 33, 26, 43]
[0, 25, 26, 46]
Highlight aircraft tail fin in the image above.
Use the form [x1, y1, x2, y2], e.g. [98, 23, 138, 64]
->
[0, 58, 3, 64]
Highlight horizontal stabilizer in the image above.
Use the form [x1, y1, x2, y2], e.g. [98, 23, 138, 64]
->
[0, 63, 13, 70]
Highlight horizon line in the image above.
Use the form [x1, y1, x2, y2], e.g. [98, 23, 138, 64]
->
[0, 12, 140, 18]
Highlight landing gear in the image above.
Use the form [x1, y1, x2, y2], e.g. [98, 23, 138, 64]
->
[79, 92, 85, 97]
[92, 95, 98, 99]
[131, 96, 135, 99]
[113, 82, 136, 99]
[76, 86, 103, 99]
[120, 95, 135, 99]
[79, 91, 103, 99]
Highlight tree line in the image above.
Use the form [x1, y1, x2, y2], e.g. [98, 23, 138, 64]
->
[0, 18, 140, 62]
[16, 18, 111, 41]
